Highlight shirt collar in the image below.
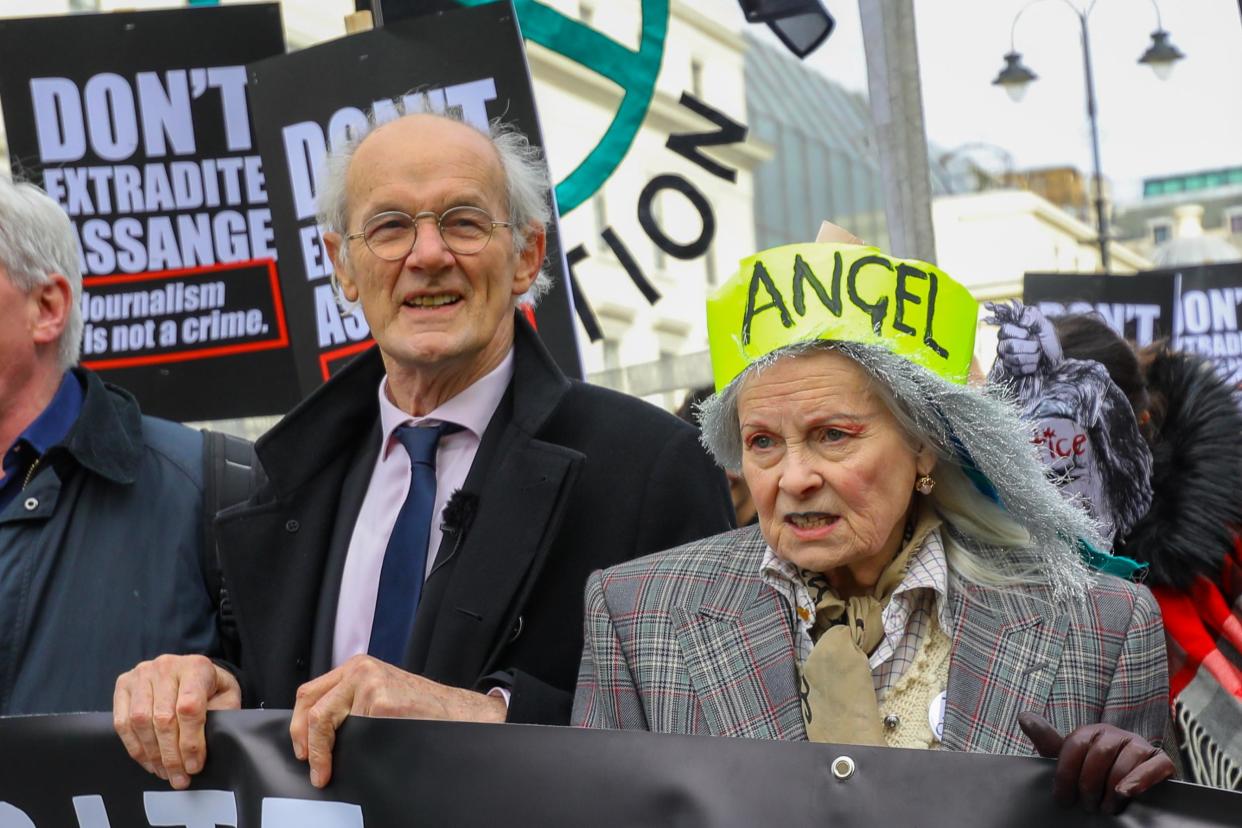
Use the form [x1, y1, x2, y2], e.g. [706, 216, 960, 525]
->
[759, 517, 951, 628]
[376, 348, 514, 457]
[8, 372, 84, 459]
[893, 523, 951, 632]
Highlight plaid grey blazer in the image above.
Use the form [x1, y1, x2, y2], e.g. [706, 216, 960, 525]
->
[572, 525, 1169, 755]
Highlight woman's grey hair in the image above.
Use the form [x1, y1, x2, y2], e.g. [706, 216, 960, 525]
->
[699, 340, 1100, 602]
[316, 99, 553, 308]
[0, 175, 82, 368]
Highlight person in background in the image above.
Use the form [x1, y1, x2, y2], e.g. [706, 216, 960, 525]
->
[678, 386, 757, 526]
[575, 241, 1174, 814]
[1127, 342, 1242, 790]
[0, 176, 218, 715]
[991, 308, 1242, 790]
[1050, 314, 1153, 436]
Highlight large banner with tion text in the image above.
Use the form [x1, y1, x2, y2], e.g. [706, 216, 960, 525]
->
[0, 711, 1237, 827]
[0, 5, 298, 421]
[246, 1, 583, 392]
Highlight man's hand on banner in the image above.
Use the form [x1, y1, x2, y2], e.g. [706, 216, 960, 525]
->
[289, 654, 507, 788]
[1018, 711, 1175, 814]
[112, 654, 242, 790]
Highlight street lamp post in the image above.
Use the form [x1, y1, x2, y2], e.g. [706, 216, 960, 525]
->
[992, 0, 1185, 273]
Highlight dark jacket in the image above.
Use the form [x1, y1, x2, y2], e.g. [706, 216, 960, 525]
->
[1118, 347, 1242, 789]
[216, 317, 735, 724]
[1119, 346, 1242, 588]
[0, 369, 218, 715]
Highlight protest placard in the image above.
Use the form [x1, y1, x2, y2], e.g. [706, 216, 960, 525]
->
[0, 5, 296, 420]
[246, 2, 582, 392]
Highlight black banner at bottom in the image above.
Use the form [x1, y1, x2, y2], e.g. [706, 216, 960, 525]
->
[0, 711, 1236, 826]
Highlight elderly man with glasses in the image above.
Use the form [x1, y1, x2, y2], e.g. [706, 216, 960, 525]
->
[113, 111, 734, 790]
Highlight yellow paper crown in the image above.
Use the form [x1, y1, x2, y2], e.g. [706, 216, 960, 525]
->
[706, 243, 978, 391]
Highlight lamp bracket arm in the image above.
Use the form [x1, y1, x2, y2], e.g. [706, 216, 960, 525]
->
[1009, 0, 1085, 52]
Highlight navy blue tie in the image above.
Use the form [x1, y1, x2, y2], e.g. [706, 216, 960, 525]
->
[368, 422, 460, 665]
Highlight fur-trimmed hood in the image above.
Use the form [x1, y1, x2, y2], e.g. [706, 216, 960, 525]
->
[1118, 347, 1242, 589]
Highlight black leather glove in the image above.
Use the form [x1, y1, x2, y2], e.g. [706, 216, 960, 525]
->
[1019, 711, 1175, 815]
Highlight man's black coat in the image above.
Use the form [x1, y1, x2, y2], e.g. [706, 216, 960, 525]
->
[215, 317, 734, 724]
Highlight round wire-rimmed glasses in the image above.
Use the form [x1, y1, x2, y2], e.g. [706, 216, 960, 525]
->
[345, 206, 513, 259]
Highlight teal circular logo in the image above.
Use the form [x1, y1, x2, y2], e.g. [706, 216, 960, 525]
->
[459, 0, 669, 215]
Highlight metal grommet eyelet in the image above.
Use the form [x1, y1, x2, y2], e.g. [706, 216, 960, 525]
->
[883, 714, 900, 731]
[831, 756, 856, 780]
[23, 497, 38, 511]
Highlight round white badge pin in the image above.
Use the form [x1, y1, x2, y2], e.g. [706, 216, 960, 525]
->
[929, 690, 946, 741]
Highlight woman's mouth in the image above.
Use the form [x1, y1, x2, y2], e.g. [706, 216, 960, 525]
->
[785, 512, 839, 538]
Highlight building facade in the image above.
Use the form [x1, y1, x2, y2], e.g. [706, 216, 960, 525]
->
[1114, 167, 1242, 266]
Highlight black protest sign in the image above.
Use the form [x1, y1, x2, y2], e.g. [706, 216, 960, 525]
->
[1025, 267, 1242, 389]
[246, 2, 582, 395]
[0, 711, 1238, 827]
[0, 5, 297, 422]
[1166, 262, 1242, 388]
[1023, 272, 1174, 347]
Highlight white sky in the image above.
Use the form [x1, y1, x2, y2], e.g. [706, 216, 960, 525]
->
[791, 0, 1242, 203]
[3, 0, 1236, 208]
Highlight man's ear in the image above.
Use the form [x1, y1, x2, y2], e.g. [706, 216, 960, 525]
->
[511, 223, 546, 297]
[323, 232, 360, 302]
[30, 273, 72, 348]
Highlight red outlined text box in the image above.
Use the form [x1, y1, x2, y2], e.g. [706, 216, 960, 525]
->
[319, 339, 375, 381]
[81, 259, 290, 371]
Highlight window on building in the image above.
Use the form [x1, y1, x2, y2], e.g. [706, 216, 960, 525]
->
[1151, 220, 1172, 245]
[69, 0, 100, 11]
[1228, 210, 1242, 236]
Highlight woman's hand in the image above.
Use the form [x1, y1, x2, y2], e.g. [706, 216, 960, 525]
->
[1019, 711, 1175, 815]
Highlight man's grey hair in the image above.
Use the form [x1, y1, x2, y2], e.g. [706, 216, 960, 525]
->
[0, 175, 82, 368]
[698, 340, 1100, 602]
[316, 101, 553, 307]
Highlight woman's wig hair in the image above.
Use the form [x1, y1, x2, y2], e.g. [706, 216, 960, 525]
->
[316, 96, 553, 308]
[698, 340, 1099, 601]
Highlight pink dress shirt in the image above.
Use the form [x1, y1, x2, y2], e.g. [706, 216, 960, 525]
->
[331, 349, 514, 668]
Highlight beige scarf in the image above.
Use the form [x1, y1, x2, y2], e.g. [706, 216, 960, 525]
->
[798, 508, 939, 745]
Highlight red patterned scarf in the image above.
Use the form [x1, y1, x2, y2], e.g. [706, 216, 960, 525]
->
[1151, 538, 1242, 790]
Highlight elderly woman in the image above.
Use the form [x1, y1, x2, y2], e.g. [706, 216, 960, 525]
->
[573, 242, 1174, 813]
